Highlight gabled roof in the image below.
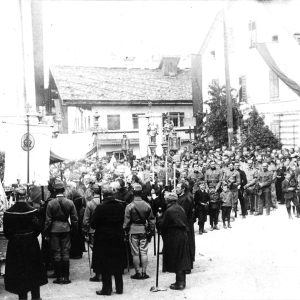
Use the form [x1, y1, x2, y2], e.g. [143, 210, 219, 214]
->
[50, 66, 192, 102]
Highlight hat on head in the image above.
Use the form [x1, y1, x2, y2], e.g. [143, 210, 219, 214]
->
[132, 183, 142, 191]
[164, 192, 178, 201]
[54, 180, 64, 190]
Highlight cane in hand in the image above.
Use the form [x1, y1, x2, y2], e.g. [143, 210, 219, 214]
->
[150, 208, 166, 292]
[86, 235, 92, 277]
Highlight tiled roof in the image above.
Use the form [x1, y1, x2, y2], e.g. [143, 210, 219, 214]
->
[51, 66, 192, 101]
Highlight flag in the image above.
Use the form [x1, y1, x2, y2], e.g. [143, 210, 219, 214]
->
[3, 122, 52, 186]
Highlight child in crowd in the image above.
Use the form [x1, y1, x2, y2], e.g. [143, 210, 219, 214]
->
[220, 183, 234, 229]
[208, 183, 221, 231]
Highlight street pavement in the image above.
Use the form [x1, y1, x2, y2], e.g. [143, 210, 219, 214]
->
[1, 204, 300, 299]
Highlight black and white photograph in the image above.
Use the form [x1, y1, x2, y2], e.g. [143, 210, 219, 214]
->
[1, 0, 300, 299]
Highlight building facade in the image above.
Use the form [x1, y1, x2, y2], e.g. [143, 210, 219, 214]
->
[49, 62, 194, 158]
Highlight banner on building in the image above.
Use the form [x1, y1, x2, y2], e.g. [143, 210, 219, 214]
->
[3, 122, 52, 186]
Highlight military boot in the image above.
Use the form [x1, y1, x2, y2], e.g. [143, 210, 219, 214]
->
[53, 261, 63, 284]
[62, 261, 71, 284]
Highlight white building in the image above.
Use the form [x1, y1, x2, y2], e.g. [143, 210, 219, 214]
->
[200, 1, 300, 148]
[49, 57, 194, 158]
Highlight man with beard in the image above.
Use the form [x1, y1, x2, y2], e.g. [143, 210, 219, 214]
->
[156, 192, 191, 291]
[187, 165, 205, 194]
[176, 182, 194, 273]
[205, 161, 222, 193]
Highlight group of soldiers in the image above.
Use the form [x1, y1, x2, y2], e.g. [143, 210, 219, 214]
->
[2, 144, 300, 298]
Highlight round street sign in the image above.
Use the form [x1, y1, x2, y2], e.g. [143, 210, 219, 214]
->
[21, 133, 35, 151]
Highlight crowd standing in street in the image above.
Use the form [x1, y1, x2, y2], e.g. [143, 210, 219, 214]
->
[3, 144, 300, 298]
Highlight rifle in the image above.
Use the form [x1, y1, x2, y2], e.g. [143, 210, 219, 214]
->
[124, 234, 130, 273]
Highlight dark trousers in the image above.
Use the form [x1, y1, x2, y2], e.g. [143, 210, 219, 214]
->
[102, 273, 123, 293]
[245, 189, 256, 212]
[209, 209, 219, 226]
[222, 206, 232, 223]
[238, 189, 247, 216]
[51, 232, 71, 262]
[18, 287, 40, 300]
[275, 180, 284, 204]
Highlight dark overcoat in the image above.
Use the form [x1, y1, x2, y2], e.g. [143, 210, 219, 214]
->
[159, 203, 191, 273]
[194, 189, 210, 223]
[177, 192, 195, 266]
[91, 196, 125, 275]
[3, 202, 48, 295]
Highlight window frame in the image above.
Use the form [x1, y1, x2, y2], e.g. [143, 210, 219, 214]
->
[107, 114, 121, 131]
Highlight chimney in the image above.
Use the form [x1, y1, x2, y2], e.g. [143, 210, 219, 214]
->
[158, 56, 181, 76]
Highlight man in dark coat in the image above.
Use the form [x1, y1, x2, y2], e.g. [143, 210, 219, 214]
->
[3, 186, 48, 300]
[235, 162, 248, 218]
[194, 181, 210, 234]
[176, 181, 195, 272]
[157, 192, 191, 291]
[91, 184, 125, 295]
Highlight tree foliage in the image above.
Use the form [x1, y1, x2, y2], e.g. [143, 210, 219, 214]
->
[240, 107, 282, 149]
[0, 152, 4, 180]
[204, 84, 281, 149]
[204, 84, 240, 147]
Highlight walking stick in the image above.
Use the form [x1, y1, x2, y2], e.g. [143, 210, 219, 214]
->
[156, 225, 160, 288]
[153, 220, 156, 256]
[125, 237, 130, 273]
[87, 241, 92, 277]
[150, 208, 166, 292]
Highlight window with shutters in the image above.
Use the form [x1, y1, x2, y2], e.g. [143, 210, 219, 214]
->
[162, 112, 184, 127]
[269, 70, 279, 99]
[132, 113, 145, 129]
[249, 20, 257, 48]
[107, 115, 120, 130]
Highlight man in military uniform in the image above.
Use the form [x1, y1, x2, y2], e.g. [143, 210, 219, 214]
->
[255, 162, 273, 216]
[222, 162, 240, 218]
[44, 181, 78, 284]
[243, 160, 258, 214]
[123, 183, 155, 280]
[82, 183, 101, 282]
[205, 161, 222, 192]
[282, 173, 300, 219]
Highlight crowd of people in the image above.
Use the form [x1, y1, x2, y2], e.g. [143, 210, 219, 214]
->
[2, 143, 300, 299]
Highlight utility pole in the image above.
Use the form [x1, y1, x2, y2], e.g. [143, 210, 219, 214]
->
[223, 7, 233, 147]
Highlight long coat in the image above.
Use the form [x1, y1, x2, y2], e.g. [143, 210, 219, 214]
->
[91, 196, 125, 275]
[159, 203, 191, 273]
[177, 192, 195, 267]
[3, 202, 48, 295]
[194, 189, 210, 223]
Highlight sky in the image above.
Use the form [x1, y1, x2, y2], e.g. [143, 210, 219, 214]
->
[42, 0, 300, 68]
[43, 1, 229, 66]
